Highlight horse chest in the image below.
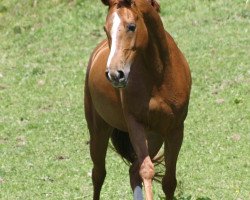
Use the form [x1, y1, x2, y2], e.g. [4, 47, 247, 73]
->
[125, 94, 174, 132]
[147, 97, 175, 132]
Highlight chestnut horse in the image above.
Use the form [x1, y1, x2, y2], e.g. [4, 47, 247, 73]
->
[84, 0, 191, 199]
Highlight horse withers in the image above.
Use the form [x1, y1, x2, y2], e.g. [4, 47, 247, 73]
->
[84, 0, 191, 199]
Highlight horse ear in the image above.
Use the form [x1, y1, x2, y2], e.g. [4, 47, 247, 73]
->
[102, 0, 125, 6]
[102, 0, 134, 7]
[101, 0, 110, 6]
[149, 0, 160, 12]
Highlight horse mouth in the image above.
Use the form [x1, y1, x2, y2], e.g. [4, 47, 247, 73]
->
[111, 80, 127, 88]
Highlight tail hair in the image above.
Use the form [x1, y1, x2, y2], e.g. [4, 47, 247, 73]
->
[110, 129, 136, 164]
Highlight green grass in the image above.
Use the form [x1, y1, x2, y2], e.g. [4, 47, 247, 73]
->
[0, 0, 249, 199]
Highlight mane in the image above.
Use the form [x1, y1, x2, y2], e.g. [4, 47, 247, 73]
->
[135, 0, 169, 83]
[136, 0, 160, 12]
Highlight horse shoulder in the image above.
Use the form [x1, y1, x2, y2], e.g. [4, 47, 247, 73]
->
[162, 31, 191, 107]
[87, 40, 108, 71]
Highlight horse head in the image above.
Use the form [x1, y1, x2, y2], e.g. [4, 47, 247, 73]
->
[101, 0, 160, 88]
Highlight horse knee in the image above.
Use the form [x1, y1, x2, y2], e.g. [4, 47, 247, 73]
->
[139, 156, 155, 181]
[162, 175, 177, 200]
[92, 167, 106, 187]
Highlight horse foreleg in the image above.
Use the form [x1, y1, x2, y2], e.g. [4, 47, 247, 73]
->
[130, 155, 154, 200]
[89, 124, 111, 200]
[127, 118, 155, 200]
[162, 125, 184, 200]
[130, 161, 143, 200]
[140, 156, 154, 200]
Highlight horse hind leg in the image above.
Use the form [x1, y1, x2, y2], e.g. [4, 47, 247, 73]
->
[87, 111, 112, 200]
[162, 125, 184, 200]
[110, 129, 144, 200]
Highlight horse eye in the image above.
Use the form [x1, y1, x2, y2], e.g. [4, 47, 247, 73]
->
[127, 23, 136, 32]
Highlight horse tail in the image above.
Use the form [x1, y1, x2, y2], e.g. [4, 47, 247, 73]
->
[110, 129, 136, 164]
[110, 129, 165, 182]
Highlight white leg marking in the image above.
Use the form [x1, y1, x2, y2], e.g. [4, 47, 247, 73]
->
[107, 12, 121, 68]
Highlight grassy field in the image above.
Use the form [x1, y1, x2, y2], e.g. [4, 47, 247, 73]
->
[0, 0, 249, 199]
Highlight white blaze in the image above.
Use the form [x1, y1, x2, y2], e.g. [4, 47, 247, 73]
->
[107, 12, 121, 68]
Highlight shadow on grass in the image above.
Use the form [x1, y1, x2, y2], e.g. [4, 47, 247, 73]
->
[159, 195, 212, 200]
[174, 196, 212, 200]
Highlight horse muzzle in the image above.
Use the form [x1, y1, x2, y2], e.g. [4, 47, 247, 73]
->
[105, 69, 128, 88]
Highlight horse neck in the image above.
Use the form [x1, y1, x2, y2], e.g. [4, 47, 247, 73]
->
[141, 6, 169, 85]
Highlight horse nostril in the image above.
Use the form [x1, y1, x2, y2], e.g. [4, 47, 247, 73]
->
[105, 71, 110, 80]
[117, 70, 125, 80]
[105, 70, 126, 86]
